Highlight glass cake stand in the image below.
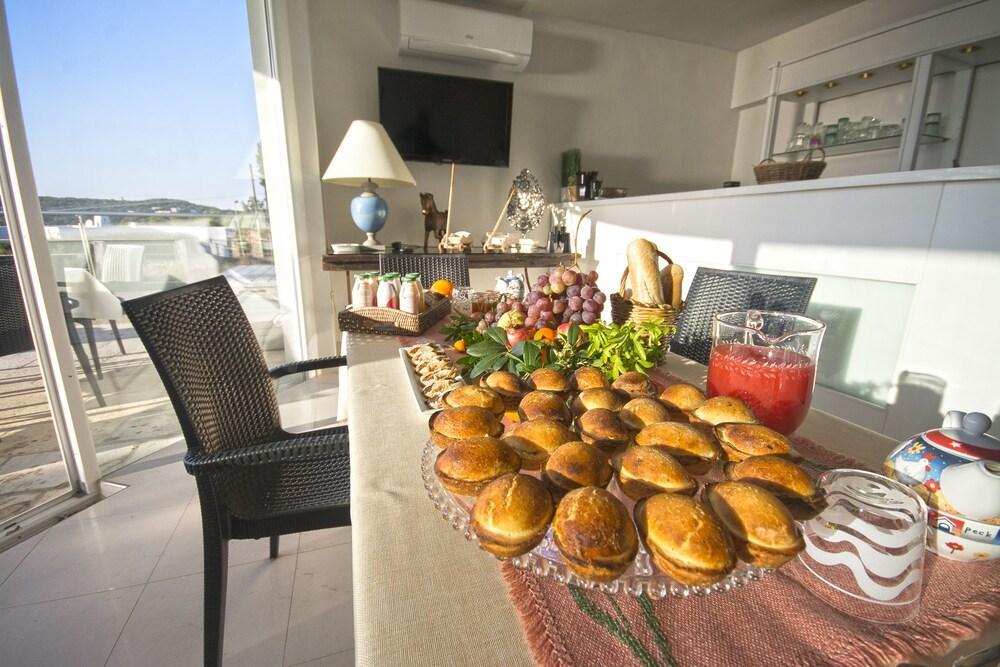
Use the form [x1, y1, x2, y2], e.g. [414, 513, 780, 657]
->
[421, 439, 772, 598]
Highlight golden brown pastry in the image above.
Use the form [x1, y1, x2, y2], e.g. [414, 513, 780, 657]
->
[634, 421, 722, 474]
[471, 473, 554, 558]
[576, 408, 631, 453]
[527, 367, 571, 394]
[619, 397, 674, 431]
[552, 487, 638, 582]
[480, 370, 523, 409]
[543, 441, 613, 495]
[634, 494, 735, 585]
[444, 385, 505, 417]
[434, 436, 522, 496]
[571, 388, 624, 416]
[724, 455, 822, 519]
[518, 390, 571, 423]
[429, 406, 504, 449]
[502, 418, 576, 470]
[612, 371, 658, 399]
[690, 396, 759, 426]
[616, 447, 697, 500]
[715, 423, 792, 461]
[705, 481, 804, 568]
[572, 366, 609, 391]
[658, 383, 707, 412]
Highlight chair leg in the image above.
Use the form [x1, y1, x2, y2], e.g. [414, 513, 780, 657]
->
[80, 319, 101, 378]
[65, 319, 106, 407]
[109, 319, 127, 355]
[201, 501, 229, 667]
[269, 535, 279, 559]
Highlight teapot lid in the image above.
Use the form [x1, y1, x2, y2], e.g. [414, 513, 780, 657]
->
[924, 411, 1000, 462]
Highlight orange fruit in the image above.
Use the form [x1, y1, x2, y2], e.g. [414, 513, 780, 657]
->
[430, 279, 454, 297]
[533, 327, 557, 344]
[454, 339, 466, 352]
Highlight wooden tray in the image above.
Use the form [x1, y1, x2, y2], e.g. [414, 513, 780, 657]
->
[339, 291, 450, 336]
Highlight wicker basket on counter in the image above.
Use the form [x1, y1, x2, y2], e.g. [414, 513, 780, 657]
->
[609, 250, 683, 341]
[338, 291, 451, 336]
[753, 148, 826, 184]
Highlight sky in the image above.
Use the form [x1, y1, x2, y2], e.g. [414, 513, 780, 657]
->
[7, 0, 262, 210]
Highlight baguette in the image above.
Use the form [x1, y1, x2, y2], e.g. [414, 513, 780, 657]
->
[626, 239, 664, 305]
[670, 263, 684, 309]
[660, 266, 673, 306]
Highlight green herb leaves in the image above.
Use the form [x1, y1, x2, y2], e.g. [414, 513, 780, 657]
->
[579, 319, 674, 381]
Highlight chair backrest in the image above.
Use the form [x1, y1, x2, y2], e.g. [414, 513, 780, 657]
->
[0, 255, 36, 356]
[100, 244, 144, 283]
[122, 275, 281, 454]
[670, 267, 817, 365]
[379, 253, 471, 287]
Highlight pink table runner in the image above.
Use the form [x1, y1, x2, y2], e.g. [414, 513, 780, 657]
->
[405, 328, 1000, 666]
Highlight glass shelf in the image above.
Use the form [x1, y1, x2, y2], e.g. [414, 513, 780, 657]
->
[774, 133, 948, 159]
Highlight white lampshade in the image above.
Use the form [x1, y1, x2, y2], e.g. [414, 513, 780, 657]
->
[322, 120, 416, 188]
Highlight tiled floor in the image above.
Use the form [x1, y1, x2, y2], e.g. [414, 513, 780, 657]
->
[0, 372, 354, 666]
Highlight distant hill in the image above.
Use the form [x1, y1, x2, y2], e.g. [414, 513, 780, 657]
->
[0, 196, 234, 225]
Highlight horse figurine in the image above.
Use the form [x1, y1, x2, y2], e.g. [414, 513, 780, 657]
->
[420, 192, 448, 251]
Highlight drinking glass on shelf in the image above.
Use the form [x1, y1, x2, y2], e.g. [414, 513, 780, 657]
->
[707, 310, 826, 434]
[451, 286, 474, 316]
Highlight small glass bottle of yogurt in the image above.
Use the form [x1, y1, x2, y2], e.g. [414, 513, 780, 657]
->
[399, 275, 421, 314]
[376, 275, 398, 309]
[352, 272, 374, 308]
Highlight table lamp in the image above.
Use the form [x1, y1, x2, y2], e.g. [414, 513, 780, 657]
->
[322, 120, 416, 248]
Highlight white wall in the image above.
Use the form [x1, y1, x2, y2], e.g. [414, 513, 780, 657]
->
[305, 0, 739, 251]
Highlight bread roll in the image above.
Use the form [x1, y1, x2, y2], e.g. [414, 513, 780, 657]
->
[480, 371, 523, 409]
[553, 487, 638, 582]
[543, 441, 613, 495]
[518, 390, 571, 423]
[527, 367, 570, 394]
[502, 418, 576, 470]
[669, 263, 684, 310]
[612, 372, 657, 399]
[705, 481, 804, 568]
[617, 446, 697, 500]
[714, 423, 792, 461]
[634, 421, 722, 474]
[434, 436, 521, 496]
[576, 408, 631, 453]
[659, 383, 707, 413]
[572, 366, 609, 391]
[626, 239, 664, 305]
[429, 406, 504, 449]
[471, 473, 554, 558]
[444, 385, 505, 417]
[634, 494, 735, 586]
[724, 455, 822, 519]
[690, 396, 759, 426]
[619, 397, 673, 431]
[571, 388, 624, 415]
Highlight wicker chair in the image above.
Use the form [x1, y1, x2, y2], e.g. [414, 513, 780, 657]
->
[121, 275, 350, 667]
[670, 267, 817, 365]
[379, 252, 471, 287]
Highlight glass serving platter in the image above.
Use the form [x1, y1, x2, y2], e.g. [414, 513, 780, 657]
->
[421, 439, 772, 598]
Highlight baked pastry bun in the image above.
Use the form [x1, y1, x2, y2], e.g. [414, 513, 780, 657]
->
[705, 481, 804, 568]
[471, 473, 554, 558]
[576, 408, 631, 454]
[553, 487, 638, 582]
[572, 366, 609, 391]
[444, 385, 505, 417]
[502, 418, 576, 470]
[658, 383, 707, 413]
[690, 396, 759, 426]
[724, 455, 822, 519]
[429, 406, 504, 449]
[714, 423, 792, 461]
[543, 441, 613, 495]
[634, 494, 735, 586]
[480, 370, 524, 409]
[434, 436, 521, 496]
[571, 388, 624, 416]
[634, 422, 722, 474]
[619, 397, 673, 431]
[616, 447, 697, 500]
[527, 367, 571, 394]
[611, 371, 658, 399]
[518, 390, 571, 424]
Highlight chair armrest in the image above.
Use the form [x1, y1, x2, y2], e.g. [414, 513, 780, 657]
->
[183, 431, 348, 475]
[268, 356, 347, 379]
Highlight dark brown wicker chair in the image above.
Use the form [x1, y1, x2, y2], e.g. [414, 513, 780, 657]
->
[379, 252, 471, 287]
[122, 275, 350, 667]
[670, 267, 817, 365]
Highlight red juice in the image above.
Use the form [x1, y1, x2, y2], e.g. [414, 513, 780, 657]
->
[706, 343, 816, 434]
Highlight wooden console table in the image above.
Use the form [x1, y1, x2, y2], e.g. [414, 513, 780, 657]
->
[321, 250, 576, 272]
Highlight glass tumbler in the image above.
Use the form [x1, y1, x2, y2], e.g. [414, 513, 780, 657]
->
[795, 469, 927, 623]
[707, 310, 825, 434]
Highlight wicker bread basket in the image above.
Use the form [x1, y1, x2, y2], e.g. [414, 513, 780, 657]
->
[338, 291, 450, 336]
[753, 148, 826, 184]
[609, 249, 683, 333]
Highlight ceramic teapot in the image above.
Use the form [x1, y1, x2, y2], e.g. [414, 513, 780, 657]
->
[883, 411, 1000, 562]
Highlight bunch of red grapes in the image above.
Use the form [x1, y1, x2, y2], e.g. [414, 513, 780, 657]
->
[524, 267, 606, 329]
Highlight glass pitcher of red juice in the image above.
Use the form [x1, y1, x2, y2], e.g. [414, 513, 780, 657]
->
[707, 311, 825, 435]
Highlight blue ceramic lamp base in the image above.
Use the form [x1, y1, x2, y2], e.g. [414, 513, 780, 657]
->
[351, 180, 389, 248]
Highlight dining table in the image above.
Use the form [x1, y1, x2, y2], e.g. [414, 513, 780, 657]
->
[344, 324, 1000, 666]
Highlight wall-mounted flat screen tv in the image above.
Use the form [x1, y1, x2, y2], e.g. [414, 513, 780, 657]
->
[378, 67, 512, 167]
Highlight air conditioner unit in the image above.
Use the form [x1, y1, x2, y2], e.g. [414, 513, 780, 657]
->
[399, 0, 533, 72]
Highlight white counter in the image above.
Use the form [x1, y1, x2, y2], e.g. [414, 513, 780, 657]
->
[560, 166, 1000, 440]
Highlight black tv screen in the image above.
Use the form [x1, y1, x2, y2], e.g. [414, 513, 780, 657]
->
[378, 68, 512, 167]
